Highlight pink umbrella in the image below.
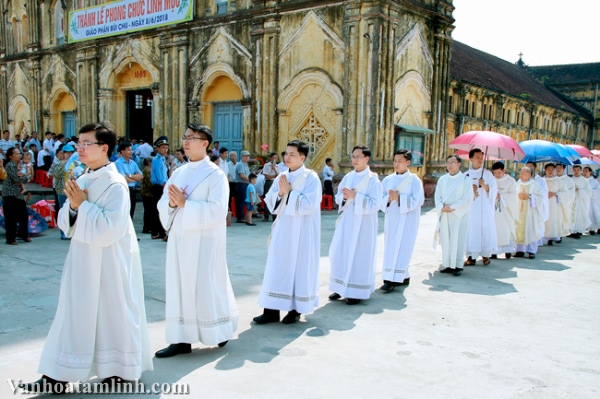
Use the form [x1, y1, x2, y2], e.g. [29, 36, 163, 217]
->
[566, 144, 593, 158]
[449, 131, 525, 161]
[590, 150, 600, 164]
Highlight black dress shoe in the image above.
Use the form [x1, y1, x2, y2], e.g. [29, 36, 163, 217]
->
[514, 252, 525, 258]
[505, 253, 512, 259]
[281, 310, 301, 324]
[155, 343, 192, 358]
[440, 267, 455, 273]
[547, 240, 553, 246]
[19, 375, 68, 394]
[218, 341, 228, 347]
[252, 310, 280, 324]
[528, 253, 536, 259]
[398, 278, 410, 286]
[328, 292, 342, 300]
[453, 268, 463, 276]
[346, 298, 361, 305]
[590, 230, 596, 235]
[490, 254, 498, 259]
[380, 282, 395, 292]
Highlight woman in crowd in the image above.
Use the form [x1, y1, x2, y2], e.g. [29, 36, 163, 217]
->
[2, 147, 31, 245]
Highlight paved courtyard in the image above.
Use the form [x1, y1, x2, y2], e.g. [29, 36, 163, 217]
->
[1, 206, 599, 398]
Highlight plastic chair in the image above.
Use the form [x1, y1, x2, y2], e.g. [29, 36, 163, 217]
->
[321, 195, 333, 211]
[31, 200, 56, 228]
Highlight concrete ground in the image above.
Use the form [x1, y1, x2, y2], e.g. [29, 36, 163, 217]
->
[0, 206, 599, 398]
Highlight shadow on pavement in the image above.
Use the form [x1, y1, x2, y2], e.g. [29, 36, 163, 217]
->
[213, 289, 407, 371]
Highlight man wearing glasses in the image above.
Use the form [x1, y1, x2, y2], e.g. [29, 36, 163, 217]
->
[154, 124, 238, 358]
[20, 123, 152, 393]
[150, 136, 169, 240]
[328, 146, 382, 305]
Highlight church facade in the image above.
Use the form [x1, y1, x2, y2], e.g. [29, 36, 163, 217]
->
[0, 0, 454, 176]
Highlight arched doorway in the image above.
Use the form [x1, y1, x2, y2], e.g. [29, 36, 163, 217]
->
[49, 86, 77, 138]
[203, 75, 243, 155]
[8, 96, 31, 138]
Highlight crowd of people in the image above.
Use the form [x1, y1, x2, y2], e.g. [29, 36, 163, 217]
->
[434, 149, 600, 276]
[1, 124, 598, 394]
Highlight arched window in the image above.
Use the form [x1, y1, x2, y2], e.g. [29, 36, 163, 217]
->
[21, 15, 28, 49]
[55, 1, 65, 45]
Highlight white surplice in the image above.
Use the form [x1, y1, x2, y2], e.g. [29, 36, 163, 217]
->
[329, 168, 382, 299]
[570, 176, 592, 234]
[157, 157, 238, 346]
[465, 167, 498, 258]
[494, 174, 518, 254]
[586, 176, 600, 231]
[434, 171, 473, 269]
[515, 178, 545, 253]
[557, 174, 575, 236]
[258, 165, 321, 314]
[380, 171, 424, 282]
[39, 164, 153, 381]
[544, 176, 569, 240]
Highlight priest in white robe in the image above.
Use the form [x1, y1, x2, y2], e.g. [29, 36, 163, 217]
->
[569, 165, 592, 238]
[329, 146, 382, 304]
[21, 123, 152, 394]
[379, 149, 424, 292]
[435, 155, 473, 276]
[527, 161, 549, 244]
[253, 140, 321, 324]
[155, 124, 238, 358]
[583, 166, 600, 234]
[555, 164, 575, 239]
[515, 167, 545, 258]
[464, 149, 498, 266]
[543, 163, 569, 245]
[491, 162, 518, 259]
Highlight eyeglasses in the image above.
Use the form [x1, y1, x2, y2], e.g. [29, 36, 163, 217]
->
[75, 142, 104, 149]
[181, 136, 207, 143]
[446, 161, 459, 165]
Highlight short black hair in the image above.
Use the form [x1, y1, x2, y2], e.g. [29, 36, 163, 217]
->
[220, 147, 229, 154]
[210, 154, 220, 162]
[446, 154, 461, 163]
[394, 149, 412, 162]
[287, 140, 309, 157]
[270, 152, 278, 158]
[249, 173, 257, 181]
[176, 148, 185, 155]
[325, 157, 332, 163]
[78, 122, 118, 156]
[56, 133, 65, 140]
[469, 148, 483, 159]
[281, 151, 286, 157]
[526, 161, 537, 168]
[544, 163, 555, 170]
[187, 123, 213, 146]
[492, 161, 505, 171]
[118, 142, 132, 153]
[583, 166, 593, 173]
[573, 165, 582, 170]
[352, 145, 371, 158]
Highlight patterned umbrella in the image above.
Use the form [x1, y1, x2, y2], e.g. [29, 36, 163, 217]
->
[0, 200, 49, 235]
[449, 130, 525, 161]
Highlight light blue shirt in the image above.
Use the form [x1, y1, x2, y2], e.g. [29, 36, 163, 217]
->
[151, 153, 168, 185]
[245, 183, 256, 203]
[115, 157, 142, 187]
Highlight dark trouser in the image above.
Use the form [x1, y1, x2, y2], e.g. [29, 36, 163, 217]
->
[150, 184, 166, 238]
[263, 179, 275, 220]
[229, 182, 237, 212]
[324, 180, 334, 196]
[128, 187, 137, 219]
[235, 182, 248, 221]
[3, 196, 29, 243]
[142, 195, 153, 233]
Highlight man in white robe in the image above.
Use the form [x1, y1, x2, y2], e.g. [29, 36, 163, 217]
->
[555, 163, 575, 239]
[515, 167, 545, 258]
[583, 166, 600, 234]
[253, 140, 321, 324]
[569, 165, 592, 238]
[527, 161, 549, 244]
[379, 149, 424, 292]
[21, 123, 152, 394]
[328, 146, 382, 304]
[464, 149, 498, 266]
[434, 155, 473, 276]
[155, 124, 238, 358]
[491, 162, 518, 259]
[543, 163, 569, 245]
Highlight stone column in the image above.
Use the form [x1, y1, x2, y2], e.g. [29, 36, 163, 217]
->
[76, 45, 98, 125]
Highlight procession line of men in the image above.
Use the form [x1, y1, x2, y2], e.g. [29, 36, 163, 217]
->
[434, 148, 599, 276]
[19, 130, 428, 393]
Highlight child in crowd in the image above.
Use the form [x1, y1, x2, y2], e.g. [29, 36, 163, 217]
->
[245, 173, 257, 226]
[19, 151, 34, 197]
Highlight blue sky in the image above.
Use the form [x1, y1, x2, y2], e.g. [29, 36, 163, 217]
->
[452, 0, 600, 66]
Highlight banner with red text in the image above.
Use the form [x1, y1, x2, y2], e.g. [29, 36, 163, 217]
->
[68, 0, 193, 43]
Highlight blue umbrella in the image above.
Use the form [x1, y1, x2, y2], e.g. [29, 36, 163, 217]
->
[558, 144, 581, 163]
[518, 140, 574, 165]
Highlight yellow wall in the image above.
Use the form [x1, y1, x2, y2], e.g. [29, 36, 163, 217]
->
[202, 76, 243, 128]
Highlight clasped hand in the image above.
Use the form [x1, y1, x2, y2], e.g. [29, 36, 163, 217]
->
[168, 185, 187, 208]
[278, 175, 291, 197]
[65, 179, 88, 210]
[388, 189, 399, 202]
[342, 187, 356, 200]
